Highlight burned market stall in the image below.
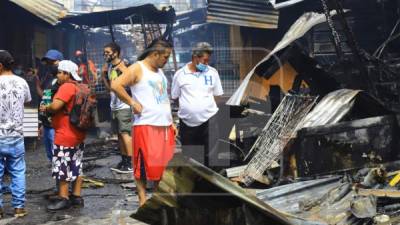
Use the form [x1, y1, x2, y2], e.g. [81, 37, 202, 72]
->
[287, 89, 398, 177]
[60, 4, 176, 123]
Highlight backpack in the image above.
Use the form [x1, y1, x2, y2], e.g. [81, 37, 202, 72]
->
[68, 81, 97, 130]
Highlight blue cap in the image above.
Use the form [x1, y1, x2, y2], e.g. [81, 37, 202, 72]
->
[42, 49, 64, 61]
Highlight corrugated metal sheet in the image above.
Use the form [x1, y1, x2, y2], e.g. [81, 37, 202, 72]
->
[256, 177, 342, 214]
[270, 0, 305, 9]
[227, 11, 337, 106]
[207, 0, 279, 29]
[300, 89, 361, 128]
[256, 175, 382, 225]
[256, 177, 343, 225]
[10, 0, 67, 25]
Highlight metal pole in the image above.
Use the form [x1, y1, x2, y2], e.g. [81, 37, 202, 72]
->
[141, 15, 148, 47]
[107, 13, 115, 42]
[109, 24, 115, 42]
[170, 30, 178, 71]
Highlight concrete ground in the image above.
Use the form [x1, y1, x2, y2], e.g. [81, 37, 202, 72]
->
[0, 135, 147, 225]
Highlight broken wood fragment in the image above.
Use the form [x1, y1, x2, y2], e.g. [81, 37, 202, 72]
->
[358, 188, 400, 198]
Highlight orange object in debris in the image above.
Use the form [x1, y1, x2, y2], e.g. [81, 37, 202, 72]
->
[247, 62, 309, 100]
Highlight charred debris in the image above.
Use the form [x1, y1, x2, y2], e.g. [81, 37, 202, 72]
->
[132, 0, 400, 224]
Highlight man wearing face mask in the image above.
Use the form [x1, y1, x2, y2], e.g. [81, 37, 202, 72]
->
[101, 42, 133, 173]
[36, 49, 64, 163]
[171, 42, 223, 168]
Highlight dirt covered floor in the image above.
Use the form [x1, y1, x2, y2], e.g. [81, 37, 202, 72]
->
[0, 136, 147, 225]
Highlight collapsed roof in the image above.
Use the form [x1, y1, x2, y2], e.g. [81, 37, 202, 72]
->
[61, 4, 176, 27]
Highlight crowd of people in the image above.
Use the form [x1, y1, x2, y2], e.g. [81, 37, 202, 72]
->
[0, 39, 223, 218]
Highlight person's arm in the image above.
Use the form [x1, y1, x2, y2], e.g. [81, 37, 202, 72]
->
[39, 83, 73, 113]
[23, 80, 32, 105]
[171, 72, 180, 100]
[41, 99, 65, 113]
[214, 96, 222, 104]
[111, 63, 143, 114]
[89, 60, 98, 83]
[35, 75, 44, 98]
[213, 72, 224, 104]
[102, 64, 111, 91]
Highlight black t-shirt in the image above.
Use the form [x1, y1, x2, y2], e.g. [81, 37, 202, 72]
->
[39, 66, 59, 127]
[40, 66, 57, 90]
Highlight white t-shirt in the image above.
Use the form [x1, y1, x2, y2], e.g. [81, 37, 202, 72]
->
[0, 75, 31, 137]
[171, 63, 223, 127]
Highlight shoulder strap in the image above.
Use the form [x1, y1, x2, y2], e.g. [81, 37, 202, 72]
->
[63, 81, 80, 115]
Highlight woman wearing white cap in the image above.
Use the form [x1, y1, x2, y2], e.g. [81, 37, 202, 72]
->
[40, 60, 86, 211]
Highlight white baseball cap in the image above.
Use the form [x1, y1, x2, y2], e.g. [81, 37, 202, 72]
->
[58, 60, 81, 81]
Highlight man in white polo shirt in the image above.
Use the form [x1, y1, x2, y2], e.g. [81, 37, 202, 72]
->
[171, 42, 223, 168]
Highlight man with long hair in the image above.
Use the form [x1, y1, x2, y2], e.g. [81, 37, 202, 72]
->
[111, 39, 176, 206]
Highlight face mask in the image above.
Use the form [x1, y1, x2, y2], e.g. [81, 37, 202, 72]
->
[196, 63, 208, 72]
[48, 64, 58, 76]
[104, 53, 116, 63]
[14, 69, 23, 76]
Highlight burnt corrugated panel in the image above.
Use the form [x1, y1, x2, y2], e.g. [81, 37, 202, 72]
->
[300, 89, 390, 129]
[207, 0, 279, 29]
[10, 0, 67, 25]
[256, 177, 342, 214]
[300, 89, 361, 128]
[61, 4, 175, 27]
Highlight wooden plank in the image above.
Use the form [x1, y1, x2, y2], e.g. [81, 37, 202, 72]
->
[23, 118, 39, 122]
[23, 121, 38, 126]
[24, 113, 38, 116]
[23, 127, 38, 132]
[24, 108, 38, 113]
[358, 188, 400, 198]
[24, 132, 38, 137]
[24, 107, 38, 137]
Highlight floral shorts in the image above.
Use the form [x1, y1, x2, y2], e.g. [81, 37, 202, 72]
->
[52, 144, 84, 182]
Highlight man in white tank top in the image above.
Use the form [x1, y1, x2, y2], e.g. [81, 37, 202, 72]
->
[110, 39, 176, 206]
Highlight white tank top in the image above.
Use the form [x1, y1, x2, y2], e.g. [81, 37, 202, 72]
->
[130, 61, 172, 126]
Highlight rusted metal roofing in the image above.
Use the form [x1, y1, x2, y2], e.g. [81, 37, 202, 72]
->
[9, 0, 67, 25]
[207, 0, 279, 29]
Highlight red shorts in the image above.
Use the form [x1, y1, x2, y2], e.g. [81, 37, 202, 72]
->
[132, 125, 175, 180]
